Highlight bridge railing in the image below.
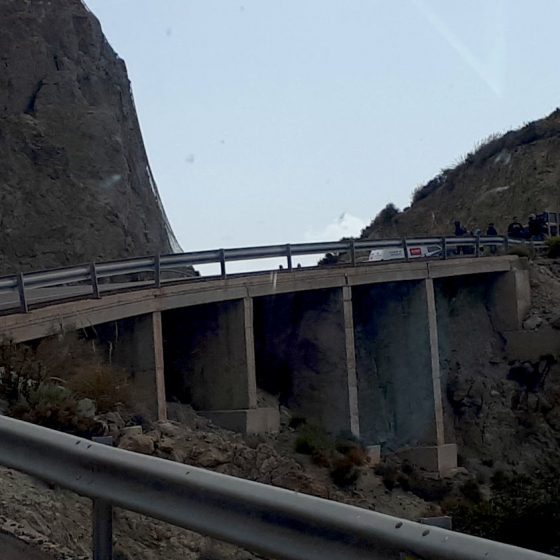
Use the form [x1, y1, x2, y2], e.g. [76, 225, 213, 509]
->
[0, 415, 554, 560]
[0, 236, 546, 314]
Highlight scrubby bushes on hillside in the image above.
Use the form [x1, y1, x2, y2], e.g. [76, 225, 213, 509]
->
[546, 236, 560, 258]
[294, 423, 368, 487]
[445, 471, 560, 555]
[0, 335, 130, 435]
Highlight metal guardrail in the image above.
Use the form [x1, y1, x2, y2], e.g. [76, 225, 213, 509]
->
[0, 415, 554, 560]
[0, 236, 547, 314]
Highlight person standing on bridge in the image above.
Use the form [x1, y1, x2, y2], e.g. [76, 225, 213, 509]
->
[454, 220, 467, 255]
[507, 217, 524, 239]
[486, 223, 498, 254]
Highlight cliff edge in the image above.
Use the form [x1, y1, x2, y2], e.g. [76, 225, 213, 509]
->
[0, 0, 178, 275]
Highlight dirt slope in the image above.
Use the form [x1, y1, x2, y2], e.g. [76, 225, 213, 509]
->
[362, 109, 560, 239]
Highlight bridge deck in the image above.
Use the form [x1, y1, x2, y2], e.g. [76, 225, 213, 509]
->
[0, 256, 518, 343]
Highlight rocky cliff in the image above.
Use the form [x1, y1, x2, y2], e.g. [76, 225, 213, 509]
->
[0, 0, 178, 275]
[362, 109, 560, 239]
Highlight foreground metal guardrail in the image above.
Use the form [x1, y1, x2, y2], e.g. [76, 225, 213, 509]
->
[0, 416, 554, 560]
[0, 236, 546, 314]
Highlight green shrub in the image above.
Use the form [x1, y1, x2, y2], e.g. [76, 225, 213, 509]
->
[374, 462, 398, 490]
[294, 424, 333, 457]
[445, 471, 560, 555]
[546, 236, 560, 258]
[460, 479, 483, 503]
[507, 245, 533, 258]
[330, 456, 360, 487]
[318, 252, 339, 266]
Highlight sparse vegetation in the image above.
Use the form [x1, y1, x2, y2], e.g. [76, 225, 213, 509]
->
[507, 245, 533, 259]
[546, 236, 560, 258]
[293, 424, 369, 487]
[0, 334, 131, 435]
[444, 471, 560, 555]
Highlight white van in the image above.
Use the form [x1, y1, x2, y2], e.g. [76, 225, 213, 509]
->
[368, 244, 441, 262]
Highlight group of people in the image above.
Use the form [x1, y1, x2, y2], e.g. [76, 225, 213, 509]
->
[507, 214, 547, 240]
[453, 214, 548, 241]
[453, 221, 498, 237]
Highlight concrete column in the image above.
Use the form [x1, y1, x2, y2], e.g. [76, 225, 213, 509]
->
[163, 299, 257, 411]
[243, 297, 258, 410]
[99, 312, 167, 421]
[253, 288, 356, 436]
[342, 286, 360, 438]
[152, 311, 167, 422]
[425, 279, 445, 447]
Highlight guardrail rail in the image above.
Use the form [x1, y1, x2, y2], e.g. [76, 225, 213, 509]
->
[0, 236, 546, 315]
[0, 415, 555, 560]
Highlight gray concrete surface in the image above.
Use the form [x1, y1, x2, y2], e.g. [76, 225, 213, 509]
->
[0, 257, 517, 344]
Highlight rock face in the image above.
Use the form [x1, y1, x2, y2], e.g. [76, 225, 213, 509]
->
[362, 109, 560, 239]
[0, 0, 178, 275]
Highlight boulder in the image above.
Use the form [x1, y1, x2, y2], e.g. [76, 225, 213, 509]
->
[118, 434, 155, 455]
[523, 315, 543, 330]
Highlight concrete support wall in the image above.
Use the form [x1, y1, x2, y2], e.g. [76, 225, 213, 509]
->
[353, 280, 442, 449]
[254, 288, 356, 435]
[488, 267, 531, 331]
[163, 299, 257, 411]
[96, 312, 166, 421]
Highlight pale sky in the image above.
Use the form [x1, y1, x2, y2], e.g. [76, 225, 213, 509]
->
[86, 0, 560, 253]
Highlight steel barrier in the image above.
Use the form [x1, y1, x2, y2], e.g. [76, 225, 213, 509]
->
[0, 415, 555, 560]
[0, 236, 546, 314]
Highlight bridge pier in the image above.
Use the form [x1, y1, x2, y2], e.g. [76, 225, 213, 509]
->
[96, 312, 167, 421]
[254, 287, 359, 437]
[353, 279, 455, 472]
[163, 298, 278, 433]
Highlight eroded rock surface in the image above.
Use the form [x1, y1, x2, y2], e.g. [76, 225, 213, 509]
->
[0, 0, 178, 275]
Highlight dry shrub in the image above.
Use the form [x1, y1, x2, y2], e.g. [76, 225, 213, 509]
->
[294, 426, 366, 487]
[330, 456, 360, 487]
[66, 362, 130, 413]
[335, 437, 367, 466]
[0, 334, 132, 432]
[546, 236, 560, 258]
[507, 245, 533, 258]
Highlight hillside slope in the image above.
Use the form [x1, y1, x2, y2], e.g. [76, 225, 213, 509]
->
[363, 109, 560, 239]
[0, 0, 178, 275]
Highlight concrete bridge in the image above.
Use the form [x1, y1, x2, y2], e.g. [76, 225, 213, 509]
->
[0, 255, 530, 473]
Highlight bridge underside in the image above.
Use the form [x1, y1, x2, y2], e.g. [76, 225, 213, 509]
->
[0, 257, 530, 474]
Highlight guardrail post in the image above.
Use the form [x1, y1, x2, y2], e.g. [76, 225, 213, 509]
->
[17, 273, 28, 313]
[503, 235, 509, 252]
[475, 234, 481, 257]
[154, 254, 161, 288]
[286, 244, 293, 270]
[93, 498, 113, 560]
[441, 237, 447, 260]
[402, 238, 409, 262]
[350, 239, 357, 266]
[90, 263, 100, 299]
[93, 436, 113, 560]
[219, 249, 226, 278]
